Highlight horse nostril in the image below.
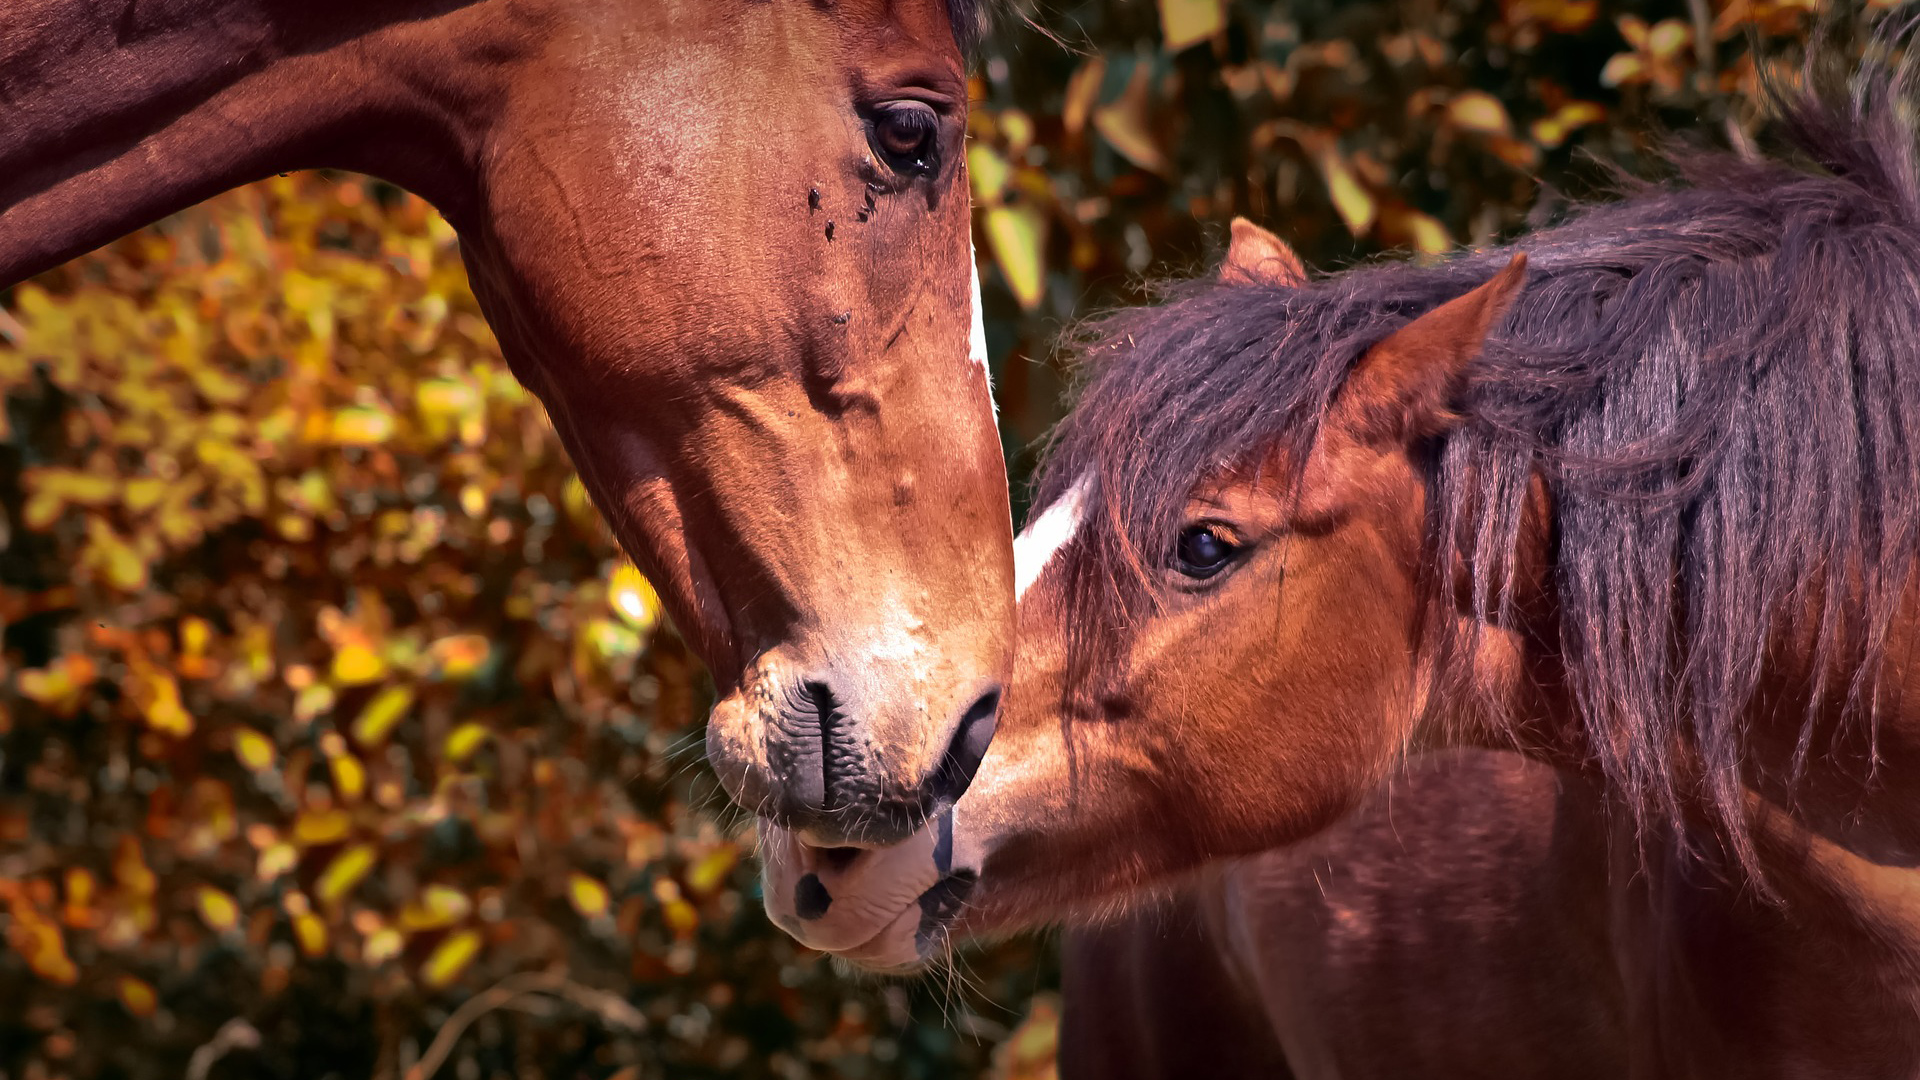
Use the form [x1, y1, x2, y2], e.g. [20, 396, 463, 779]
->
[794, 873, 832, 920]
[929, 686, 1001, 805]
[818, 846, 863, 873]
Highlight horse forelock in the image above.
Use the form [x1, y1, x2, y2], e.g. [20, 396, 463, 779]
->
[1035, 45, 1920, 878]
[947, 0, 989, 54]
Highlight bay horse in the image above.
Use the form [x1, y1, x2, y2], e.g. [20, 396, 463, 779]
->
[759, 61, 1920, 1073]
[1, 0, 1014, 849]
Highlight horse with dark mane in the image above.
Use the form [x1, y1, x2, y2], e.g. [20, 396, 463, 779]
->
[3, 0, 1014, 857]
[760, 55, 1920, 1075]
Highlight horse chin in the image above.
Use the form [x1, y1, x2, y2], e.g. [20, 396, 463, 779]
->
[755, 815, 955, 969]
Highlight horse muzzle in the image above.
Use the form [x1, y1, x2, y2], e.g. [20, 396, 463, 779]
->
[707, 648, 1001, 848]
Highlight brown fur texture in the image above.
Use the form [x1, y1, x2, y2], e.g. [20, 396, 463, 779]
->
[1061, 747, 1920, 1079]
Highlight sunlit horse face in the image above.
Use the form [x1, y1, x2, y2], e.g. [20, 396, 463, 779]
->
[448, 0, 1013, 846]
[3, 0, 1006, 841]
[2, 0, 1010, 848]
[754, 222, 1528, 967]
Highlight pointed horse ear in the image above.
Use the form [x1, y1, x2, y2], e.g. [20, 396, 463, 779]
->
[1327, 252, 1527, 447]
[1221, 217, 1307, 288]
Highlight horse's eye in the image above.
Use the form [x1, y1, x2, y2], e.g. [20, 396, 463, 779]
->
[1174, 525, 1239, 579]
[872, 102, 939, 173]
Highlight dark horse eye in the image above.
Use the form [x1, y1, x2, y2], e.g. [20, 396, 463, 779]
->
[872, 102, 939, 173]
[1174, 525, 1239, 579]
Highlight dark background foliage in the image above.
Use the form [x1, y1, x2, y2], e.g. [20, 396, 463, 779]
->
[0, 2, 1846, 1078]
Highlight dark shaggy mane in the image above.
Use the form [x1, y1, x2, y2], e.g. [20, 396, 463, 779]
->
[947, 0, 991, 54]
[1036, 42, 1920, 876]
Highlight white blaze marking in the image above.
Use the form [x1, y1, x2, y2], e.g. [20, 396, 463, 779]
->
[969, 240, 997, 418]
[1014, 473, 1091, 601]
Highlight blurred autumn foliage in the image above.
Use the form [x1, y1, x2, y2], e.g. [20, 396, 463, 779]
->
[0, 1, 1855, 1078]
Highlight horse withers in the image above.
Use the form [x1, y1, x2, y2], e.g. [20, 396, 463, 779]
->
[771, 62, 1920, 1074]
[1, 0, 1013, 850]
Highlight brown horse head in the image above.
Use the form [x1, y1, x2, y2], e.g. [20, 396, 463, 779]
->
[2, 0, 1012, 846]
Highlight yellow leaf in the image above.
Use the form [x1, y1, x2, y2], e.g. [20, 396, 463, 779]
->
[180, 616, 212, 656]
[257, 842, 298, 882]
[1158, 0, 1224, 51]
[196, 886, 240, 932]
[118, 975, 157, 1018]
[136, 668, 194, 738]
[1061, 57, 1108, 138]
[561, 475, 598, 528]
[685, 847, 740, 897]
[18, 654, 96, 716]
[415, 376, 481, 419]
[1092, 65, 1169, 175]
[1558, 101, 1606, 127]
[1404, 211, 1451, 256]
[459, 482, 488, 518]
[329, 754, 366, 803]
[420, 929, 482, 989]
[443, 722, 492, 764]
[1600, 53, 1645, 87]
[293, 808, 353, 846]
[12, 917, 78, 985]
[115, 836, 157, 897]
[316, 844, 377, 905]
[399, 884, 472, 931]
[967, 143, 1012, 207]
[364, 927, 404, 965]
[232, 727, 276, 773]
[1315, 150, 1377, 236]
[293, 683, 337, 723]
[1616, 14, 1650, 49]
[608, 565, 661, 634]
[585, 618, 643, 664]
[330, 641, 386, 686]
[984, 205, 1049, 312]
[123, 478, 167, 513]
[86, 516, 150, 593]
[329, 405, 395, 447]
[350, 685, 414, 747]
[1446, 91, 1512, 137]
[1647, 18, 1690, 58]
[663, 898, 699, 938]
[999, 109, 1036, 155]
[567, 873, 610, 920]
[292, 911, 328, 958]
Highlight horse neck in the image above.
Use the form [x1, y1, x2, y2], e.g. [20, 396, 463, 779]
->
[1598, 793, 1920, 1078]
[1, 0, 517, 285]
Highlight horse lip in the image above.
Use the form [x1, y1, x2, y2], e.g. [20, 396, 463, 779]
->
[913, 870, 978, 958]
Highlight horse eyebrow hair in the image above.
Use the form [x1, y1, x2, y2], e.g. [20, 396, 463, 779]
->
[1014, 472, 1091, 601]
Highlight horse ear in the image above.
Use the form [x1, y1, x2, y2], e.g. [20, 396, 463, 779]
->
[1328, 252, 1526, 446]
[1221, 217, 1307, 287]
